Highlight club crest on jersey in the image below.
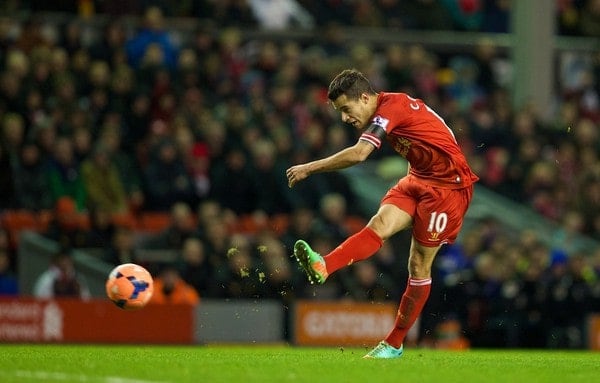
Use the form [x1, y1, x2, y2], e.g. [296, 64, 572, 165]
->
[372, 115, 389, 129]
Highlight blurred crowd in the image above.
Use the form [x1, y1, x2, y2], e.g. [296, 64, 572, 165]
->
[3, 0, 600, 36]
[0, 2, 599, 348]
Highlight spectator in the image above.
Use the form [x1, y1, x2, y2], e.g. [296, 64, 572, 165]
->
[471, 39, 505, 95]
[396, 0, 454, 30]
[436, 227, 482, 285]
[0, 248, 18, 296]
[14, 16, 50, 53]
[82, 207, 115, 249]
[0, 228, 12, 259]
[201, 216, 232, 292]
[0, 143, 15, 209]
[341, 259, 397, 301]
[178, 236, 212, 297]
[580, 0, 600, 36]
[0, 65, 25, 115]
[372, 236, 411, 284]
[481, 0, 511, 33]
[86, 59, 112, 96]
[212, 233, 264, 298]
[171, 118, 210, 197]
[44, 196, 88, 249]
[32, 249, 91, 299]
[21, 86, 46, 130]
[541, 250, 591, 348]
[1, 112, 26, 162]
[120, 88, 149, 143]
[95, 0, 141, 15]
[80, 144, 128, 214]
[149, 265, 200, 305]
[95, 120, 145, 211]
[351, 0, 385, 27]
[30, 117, 57, 162]
[46, 136, 87, 211]
[173, 85, 207, 136]
[279, 206, 317, 252]
[255, 232, 301, 303]
[313, 192, 350, 244]
[187, 141, 212, 202]
[70, 125, 94, 164]
[59, 19, 83, 56]
[89, 20, 127, 65]
[445, 55, 486, 113]
[513, 246, 547, 348]
[374, 0, 405, 28]
[196, 199, 236, 234]
[103, 225, 140, 266]
[440, 0, 484, 31]
[459, 251, 504, 346]
[382, 44, 412, 93]
[209, 146, 257, 215]
[108, 64, 136, 116]
[281, 147, 333, 211]
[142, 202, 196, 249]
[142, 138, 196, 211]
[125, 6, 179, 69]
[208, 0, 258, 27]
[249, 138, 293, 215]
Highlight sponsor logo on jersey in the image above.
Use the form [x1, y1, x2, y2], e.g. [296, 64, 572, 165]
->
[393, 137, 411, 157]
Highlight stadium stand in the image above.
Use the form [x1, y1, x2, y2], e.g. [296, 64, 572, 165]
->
[0, 1, 599, 348]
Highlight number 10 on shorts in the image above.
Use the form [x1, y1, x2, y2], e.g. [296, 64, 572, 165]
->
[427, 211, 448, 233]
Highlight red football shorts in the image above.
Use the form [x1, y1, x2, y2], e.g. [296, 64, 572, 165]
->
[381, 175, 474, 247]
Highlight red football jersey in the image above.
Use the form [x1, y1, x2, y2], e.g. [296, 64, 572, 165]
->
[360, 92, 479, 189]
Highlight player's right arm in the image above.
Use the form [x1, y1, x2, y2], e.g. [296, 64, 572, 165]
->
[286, 140, 374, 187]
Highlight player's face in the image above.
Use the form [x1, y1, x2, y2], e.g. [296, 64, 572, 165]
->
[331, 93, 373, 130]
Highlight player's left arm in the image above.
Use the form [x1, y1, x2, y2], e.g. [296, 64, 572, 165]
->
[286, 139, 375, 187]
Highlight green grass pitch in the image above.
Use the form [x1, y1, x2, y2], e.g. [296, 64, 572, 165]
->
[0, 344, 597, 383]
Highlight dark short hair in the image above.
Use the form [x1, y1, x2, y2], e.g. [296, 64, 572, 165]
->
[327, 69, 376, 101]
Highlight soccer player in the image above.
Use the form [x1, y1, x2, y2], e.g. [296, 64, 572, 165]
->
[286, 69, 479, 359]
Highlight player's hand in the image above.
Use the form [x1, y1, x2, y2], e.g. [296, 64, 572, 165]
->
[286, 164, 310, 188]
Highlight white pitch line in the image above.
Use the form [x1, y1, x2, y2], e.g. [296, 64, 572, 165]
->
[12, 370, 85, 381]
[104, 377, 172, 383]
[0, 370, 171, 383]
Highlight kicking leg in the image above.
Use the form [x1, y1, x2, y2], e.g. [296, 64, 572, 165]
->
[293, 204, 411, 283]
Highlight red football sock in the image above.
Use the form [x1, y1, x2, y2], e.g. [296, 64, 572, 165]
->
[323, 227, 383, 274]
[385, 277, 432, 348]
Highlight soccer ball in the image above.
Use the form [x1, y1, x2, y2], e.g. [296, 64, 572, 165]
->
[105, 263, 154, 310]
